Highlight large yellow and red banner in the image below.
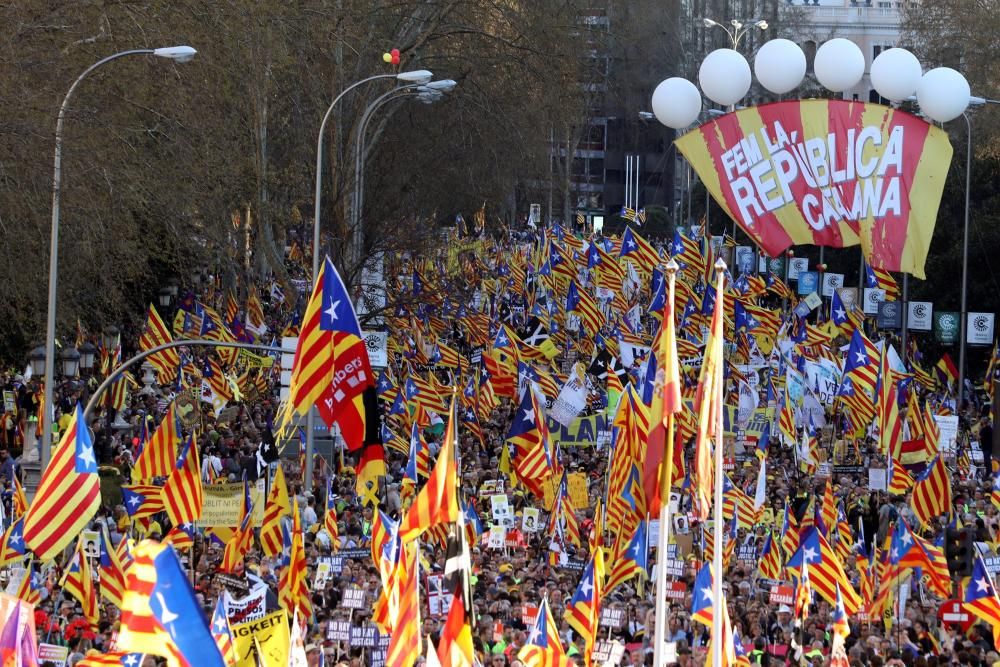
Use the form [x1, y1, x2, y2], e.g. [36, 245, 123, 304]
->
[675, 99, 953, 278]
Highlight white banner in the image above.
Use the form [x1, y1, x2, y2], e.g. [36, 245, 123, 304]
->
[787, 258, 809, 280]
[549, 372, 590, 427]
[821, 273, 845, 298]
[967, 313, 996, 346]
[907, 302, 933, 331]
[224, 586, 269, 624]
[361, 330, 388, 368]
[863, 288, 885, 315]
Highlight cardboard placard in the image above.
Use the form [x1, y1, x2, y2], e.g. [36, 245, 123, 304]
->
[342, 587, 367, 610]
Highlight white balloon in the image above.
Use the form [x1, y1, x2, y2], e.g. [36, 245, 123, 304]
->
[916, 67, 971, 123]
[651, 77, 703, 129]
[870, 48, 922, 102]
[754, 39, 806, 95]
[814, 38, 865, 93]
[699, 48, 751, 107]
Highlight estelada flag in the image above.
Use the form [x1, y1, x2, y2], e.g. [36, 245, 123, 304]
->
[280, 256, 374, 449]
[674, 99, 953, 278]
[23, 403, 101, 561]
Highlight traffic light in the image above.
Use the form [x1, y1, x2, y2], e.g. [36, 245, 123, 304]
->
[945, 526, 975, 578]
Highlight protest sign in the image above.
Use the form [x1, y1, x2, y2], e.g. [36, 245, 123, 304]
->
[38, 644, 69, 667]
[342, 587, 368, 610]
[231, 609, 289, 667]
[224, 587, 269, 624]
[541, 472, 589, 510]
[199, 481, 266, 527]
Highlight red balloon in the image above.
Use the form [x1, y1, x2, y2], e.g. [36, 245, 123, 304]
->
[391, 48, 400, 57]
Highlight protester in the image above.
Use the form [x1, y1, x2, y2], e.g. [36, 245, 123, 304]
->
[0, 218, 996, 667]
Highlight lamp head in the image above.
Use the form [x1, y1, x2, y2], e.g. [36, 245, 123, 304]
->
[426, 79, 457, 93]
[703, 18, 718, 27]
[396, 69, 433, 85]
[755, 20, 769, 30]
[153, 46, 197, 63]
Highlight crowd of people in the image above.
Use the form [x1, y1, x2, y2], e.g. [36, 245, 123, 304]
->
[0, 218, 996, 667]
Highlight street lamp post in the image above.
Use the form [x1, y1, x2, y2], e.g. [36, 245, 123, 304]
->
[650, 39, 980, 667]
[352, 79, 457, 241]
[39, 46, 197, 471]
[306, 69, 432, 490]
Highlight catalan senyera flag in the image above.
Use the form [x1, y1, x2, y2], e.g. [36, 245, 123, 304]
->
[324, 476, 341, 552]
[0, 518, 26, 566]
[518, 597, 571, 667]
[964, 555, 1000, 647]
[910, 455, 952, 527]
[279, 497, 311, 623]
[674, 99, 954, 278]
[693, 264, 725, 520]
[219, 476, 254, 573]
[280, 256, 374, 449]
[117, 540, 227, 667]
[162, 435, 204, 526]
[11, 478, 27, 520]
[787, 528, 862, 616]
[139, 304, 181, 381]
[98, 525, 126, 608]
[565, 548, 605, 667]
[133, 402, 181, 481]
[645, 266, 683, 515]
[260, 464, 291, 558]
[866, 265, 901, 301]
[386, 542, 422, 667]
[398, 397, 461, 543]
[876, 349, 903, 458]
[23, 403, 101, 561]
[62, 536, 99, 631]
[122, 484, 165, 519]
[210, 597, 237, 667]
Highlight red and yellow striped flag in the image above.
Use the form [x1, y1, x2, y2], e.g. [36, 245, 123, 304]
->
[61, 536, 100, 631]
[646, 263, 683, 514]
[163, 436, 204, 526]
[12, 477, 27, 519]
[260, 464, 291, 558]
[133, 402, 181, 482]
[279, 497, 312, 622]
[911, 455, 952, 527]
[398, 397, 461, 543]
[98, 526, 127, 608]
[693, 264, 725, 520]
[139, 304, 180, 381]
[386, 542, 422, 667]
[23, 404, 101, 561]
[219, 478, 254, 573]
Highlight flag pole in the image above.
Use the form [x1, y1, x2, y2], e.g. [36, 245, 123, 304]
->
[712, 258, 727, 667]
[652, 260, 679, 667]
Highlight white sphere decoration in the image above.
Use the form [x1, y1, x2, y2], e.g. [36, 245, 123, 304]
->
[754, 39, 806, 95]
[814, 38, 865, 92]
[870, 48, 923, 102]
[916, 67, 971, 123]
[650, 77, 703, 129]
[699, 48, 752, 107]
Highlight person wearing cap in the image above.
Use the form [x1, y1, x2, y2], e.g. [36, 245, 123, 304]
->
[770, 605, 793, 637]
[305, 642, 322, 667]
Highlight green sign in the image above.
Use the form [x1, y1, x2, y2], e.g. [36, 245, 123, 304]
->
[934, 311, 959, 345]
